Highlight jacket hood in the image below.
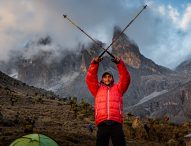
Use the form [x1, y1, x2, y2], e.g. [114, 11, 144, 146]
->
[100, 70, 114, 86]
[101, 71, 113, 78]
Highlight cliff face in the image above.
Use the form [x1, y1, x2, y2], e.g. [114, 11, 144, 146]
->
[128, 80, 191, 123]
[17, 50, 82, 89]
[112, 27, 142, 69]
[112, 26, 172, 75]
[127, 58, 191, 123]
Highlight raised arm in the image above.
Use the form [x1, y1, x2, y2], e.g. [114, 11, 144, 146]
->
[86, 57, 102, 97]
[115, 58, 131, 95]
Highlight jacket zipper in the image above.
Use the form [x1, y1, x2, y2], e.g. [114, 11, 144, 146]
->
[119, 103, 121, 115]
[107, 87, 110, 120]
[96, 108, 97, 117]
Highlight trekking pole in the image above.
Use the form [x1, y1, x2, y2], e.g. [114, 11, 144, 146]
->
[98, 5, 147, 58]
[63, 15, 115, 59]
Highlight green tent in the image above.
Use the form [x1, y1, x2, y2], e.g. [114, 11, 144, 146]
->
[9, 134, 59, 146]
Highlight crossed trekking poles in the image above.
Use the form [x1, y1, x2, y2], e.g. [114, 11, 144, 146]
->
[63, 5, 147, 59]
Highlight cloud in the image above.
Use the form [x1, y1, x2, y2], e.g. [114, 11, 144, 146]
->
[0, 1, 45, 60]
[158, 5, 166, 15]
[0, 0, 145, 61]
[0, 0, 191, 69]
[180, 4, 191, 30]
[143, 2, 191, 68]
[156, 3, 191, 31]
[167, 5, 180, 23]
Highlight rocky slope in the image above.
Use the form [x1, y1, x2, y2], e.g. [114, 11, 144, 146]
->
[128, 80, 191, 123]
[127, 57, 191, 123]
[0, 70, 57, 100]
[175, 58, 191, 78]
[1, 71, 191, 146]
[0, 70, 96, 146]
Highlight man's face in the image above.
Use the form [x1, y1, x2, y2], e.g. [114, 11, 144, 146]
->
[102, 74, 113, 86]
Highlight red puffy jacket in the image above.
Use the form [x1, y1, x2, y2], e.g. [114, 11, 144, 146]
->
[86, 59, 131, 125]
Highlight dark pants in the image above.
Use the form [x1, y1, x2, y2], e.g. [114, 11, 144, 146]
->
[96, 121, 126, 146]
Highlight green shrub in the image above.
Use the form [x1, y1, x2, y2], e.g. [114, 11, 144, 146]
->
[124, 119, 132, 126]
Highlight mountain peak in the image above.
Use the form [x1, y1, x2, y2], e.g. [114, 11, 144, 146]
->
[111, 26, 172, 75]
[112, 26, 141, 69]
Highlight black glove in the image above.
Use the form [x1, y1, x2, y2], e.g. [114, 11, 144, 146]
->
[111, 57, 120, 64]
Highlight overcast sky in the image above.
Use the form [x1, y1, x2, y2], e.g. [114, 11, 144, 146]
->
[0, 0, 191, 69]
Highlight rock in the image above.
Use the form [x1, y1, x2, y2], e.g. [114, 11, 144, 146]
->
[3, 119, 14, 127]
[167, 139, 179, 146]
[132, 117, 143, 129]
[0, 112, 3, 122]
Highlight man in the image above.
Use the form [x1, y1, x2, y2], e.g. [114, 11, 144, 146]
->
[87, 123, 93, 133]
[86, 56, 131, 146]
